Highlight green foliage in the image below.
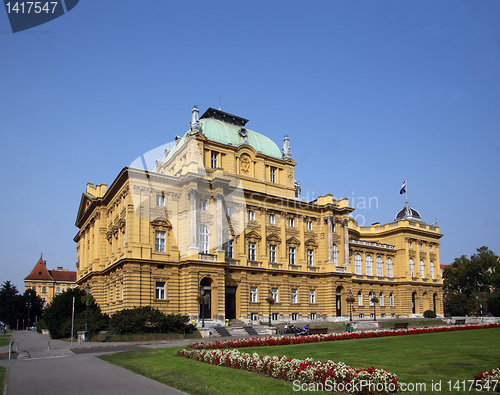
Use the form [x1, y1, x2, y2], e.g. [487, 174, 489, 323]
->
[0, 281, 45, 328]
[0, 281, 24, 328]
[42, 288, 109, 339]
[423, 309, 436, 318]
[443, 246, 500, 316]
[109, 306, 195, 335]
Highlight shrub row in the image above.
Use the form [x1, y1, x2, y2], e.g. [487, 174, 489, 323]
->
[109, 306, 195, 334]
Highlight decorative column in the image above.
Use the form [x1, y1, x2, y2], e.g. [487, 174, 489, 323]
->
[326, 216, 334, 263]
[215, 193, 224, 252]
[343, 218, 350, 265]
[188, 189, 198, 250]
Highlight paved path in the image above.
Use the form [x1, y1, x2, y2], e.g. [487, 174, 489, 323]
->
[0, 331, 189, 395]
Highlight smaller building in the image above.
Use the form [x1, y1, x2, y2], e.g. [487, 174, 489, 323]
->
[24, 257, 77, 306]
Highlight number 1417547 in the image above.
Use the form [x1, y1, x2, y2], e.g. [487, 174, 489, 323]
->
[5, 2, 59, 14]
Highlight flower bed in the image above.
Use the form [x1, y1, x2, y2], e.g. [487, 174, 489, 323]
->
[178, 348, 400, 394]
[190, 323, 500, 350]
[474, 367, 500, 392]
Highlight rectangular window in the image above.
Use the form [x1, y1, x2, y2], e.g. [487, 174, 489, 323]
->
[310, 312, 317, 321]
[420, 243, 423, 251]
[211, 152, 218, 169]
[155, 282, 165, 300]
[291, 289, 297, 303]
[269, 214, 275, 225]
[251, 312, 258, 321]
[288, 217, 295, 228]
[248, 210, 255, 221]
[155, 231, 166, 252]
[269, 245, 276, 263]
[250, 287, 257, 303]
[291, 312, 298, 320]
[272, 312, 279, 321]
[430, 245, 433, 252]
[270, 167, 276, 183]
[307, 249, 314, 266]
[225, 240, 233, 259]
[199, 199, 207, 211]
[271, 287, 278, 303]
[310, 289, 315, 304]
[307, 220, 312, 231]
[248, 242, 256, 261]
[226, 206, 233, 217]
[359, 313, 364, 319]
[289, 247, 296, 265]
[156, 194, 165, 207]
[409, 242, 413, 249]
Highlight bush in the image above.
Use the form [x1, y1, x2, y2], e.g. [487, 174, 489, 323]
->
[109, 306, 195, 335]
[424, 310, 437, 318]
[42, 288, 109, 339]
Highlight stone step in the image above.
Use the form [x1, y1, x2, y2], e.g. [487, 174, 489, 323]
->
[243, 326, 258, 336]
[212, 327, 231, 337]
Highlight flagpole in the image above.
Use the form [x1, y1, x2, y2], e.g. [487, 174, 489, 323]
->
[405, 178, 408, 204]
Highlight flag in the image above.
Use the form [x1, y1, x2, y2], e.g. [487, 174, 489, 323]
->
[400, 180, 406, 194]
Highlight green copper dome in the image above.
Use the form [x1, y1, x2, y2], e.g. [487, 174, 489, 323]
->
[199, 118, 282, 160]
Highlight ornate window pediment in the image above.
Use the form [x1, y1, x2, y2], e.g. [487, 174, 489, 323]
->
[266, 233, 281, 244]
[151, 218, 172, 231]
[245, 230, 262, 243]
[286, 236, 301, 247]
[305, 238, 318, 248]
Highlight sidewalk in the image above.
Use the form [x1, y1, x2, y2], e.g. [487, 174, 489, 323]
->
[0, 331, 190, 395]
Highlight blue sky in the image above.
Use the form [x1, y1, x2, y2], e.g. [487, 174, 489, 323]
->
[1, 1, 499, 291]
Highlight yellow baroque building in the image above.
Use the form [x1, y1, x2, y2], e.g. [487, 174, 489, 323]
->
[74, 106, 443, 324]
[24, 257, 77, 306]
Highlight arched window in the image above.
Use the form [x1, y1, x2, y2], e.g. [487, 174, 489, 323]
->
[409, 259, 414, 277]
[376, 256, 383, 277]
[390, 292, 394, 306]
[420, 260, 425, 278]
[430, 261, 435, 279]
[379, 292, 384, 306]
[354, 254, 362, 275]
[332, 244, 338, 265]
[197, 225, 209, 253]
[56, 287, 61, 294]
[369, 291, 374, 306]
[366, 255, 373, 276]
[386, 258, 393, 277]
[357, 291, 363, 306]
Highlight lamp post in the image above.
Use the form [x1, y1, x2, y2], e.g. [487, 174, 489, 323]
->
[371, 295, 379, 322]
[200, 286, 205, 328]
[26, 292, 32, 330]
[84, 284, 90, 331]
[268, 290, 272, 327]
[348, 290, 353, 322]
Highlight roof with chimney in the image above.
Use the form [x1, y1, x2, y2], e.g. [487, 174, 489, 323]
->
[24, 257, 76, 283]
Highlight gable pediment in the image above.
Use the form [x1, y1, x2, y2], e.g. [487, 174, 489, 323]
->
[75, 193, 95, 227]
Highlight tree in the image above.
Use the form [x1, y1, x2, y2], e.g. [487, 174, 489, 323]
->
[443, 247, 500, 316]
[0, 281, 24, 328]
[42, 288, 109, 339]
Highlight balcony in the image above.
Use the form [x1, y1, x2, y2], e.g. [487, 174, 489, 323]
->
[349, 239, 396, 250]
[199, 253, 216, 262]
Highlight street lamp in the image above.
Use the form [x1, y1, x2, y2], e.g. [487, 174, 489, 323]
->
[26, 292, 32, 330]
[268, 290, 273, 327]
[200, 286, 205, 328]
[348, 290, 353, 322]
[84, 284, 90, 331]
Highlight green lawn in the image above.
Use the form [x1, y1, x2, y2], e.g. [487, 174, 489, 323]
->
[0, 366, 5, 395]
[0, 335, 11, 347]
[100, 328, 500, 395]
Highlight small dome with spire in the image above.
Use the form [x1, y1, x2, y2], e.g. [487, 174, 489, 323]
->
[395, 202, 422, 222]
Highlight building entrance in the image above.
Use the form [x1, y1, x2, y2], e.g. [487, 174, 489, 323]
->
[225, 286, 237, 320]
